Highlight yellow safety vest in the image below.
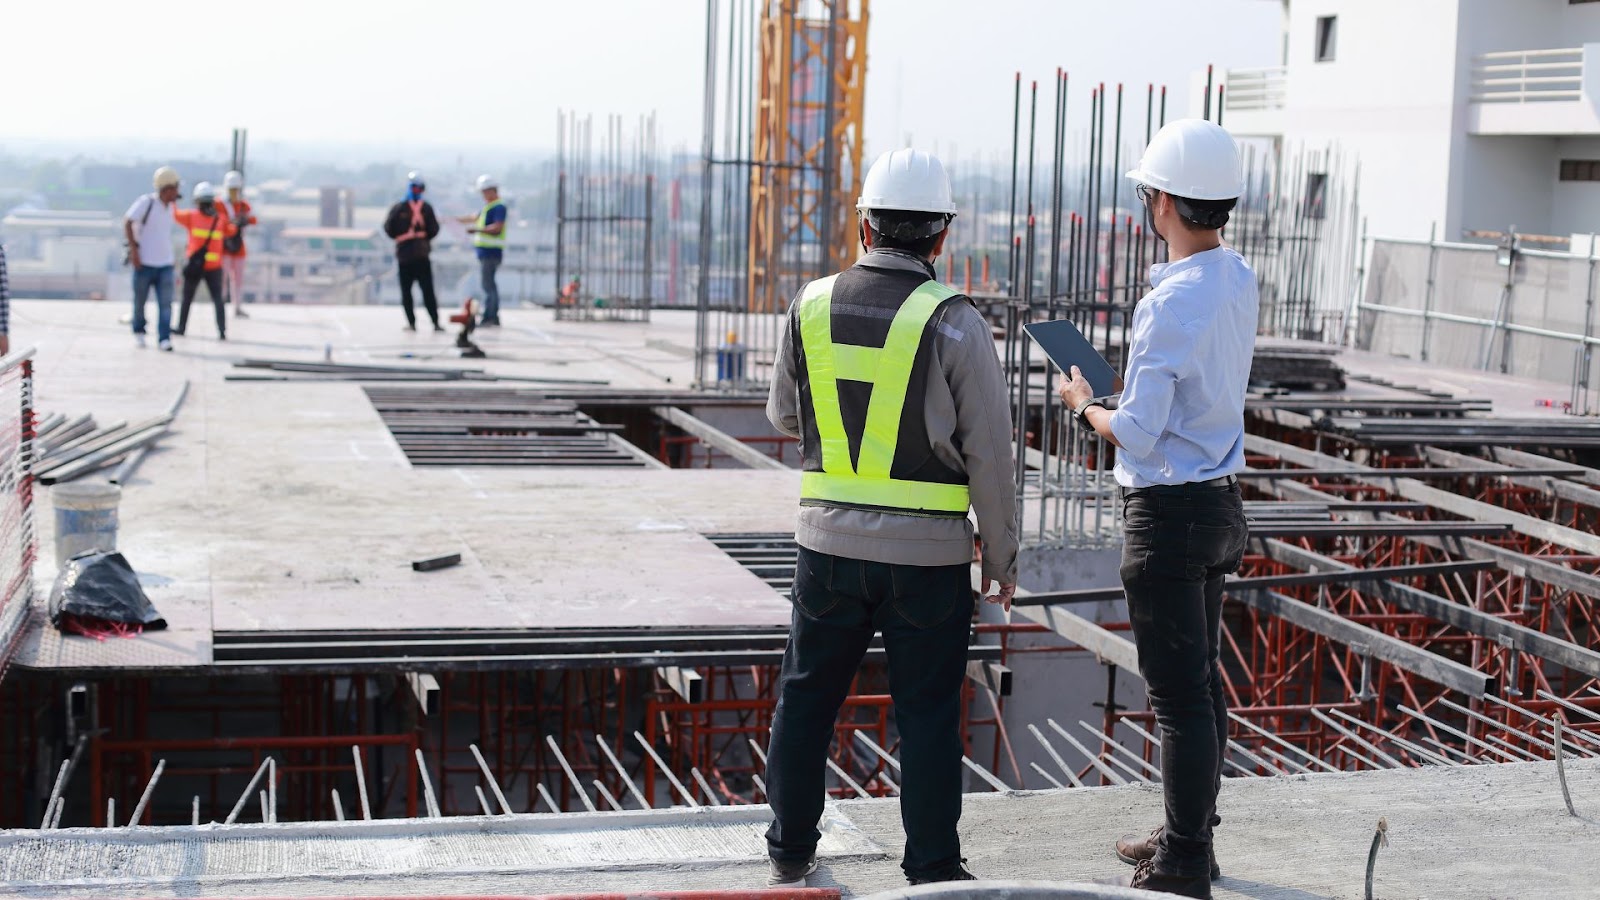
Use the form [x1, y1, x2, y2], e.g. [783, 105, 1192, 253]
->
[473, 200, 507, 250]
[798, 274, 971, 516]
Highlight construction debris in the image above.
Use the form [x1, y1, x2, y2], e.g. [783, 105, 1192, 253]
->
[411, 553, 462, 572]
[1251, 342, 1346, 391]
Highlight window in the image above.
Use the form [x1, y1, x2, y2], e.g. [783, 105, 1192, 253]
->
[1315, 15, 1338, 62]
[278, 264, 296, 278]
[278, 293, 294, 303]
[1560, 160, 1600, 181]
[1304, 172, 1328, 219]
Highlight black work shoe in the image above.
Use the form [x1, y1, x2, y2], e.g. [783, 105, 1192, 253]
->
[1130, 858, 1211, 899]
[767, 855, 817, 888]
[1117, 825, 1221, 881]
[907, 859, 977, 885]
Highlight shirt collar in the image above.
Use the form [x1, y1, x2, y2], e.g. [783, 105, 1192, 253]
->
[855, 248, 936, 279]
[1149, 245, 1229, 288]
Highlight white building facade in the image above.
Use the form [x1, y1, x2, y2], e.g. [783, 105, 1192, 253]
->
[1214, 0, 1600, 245]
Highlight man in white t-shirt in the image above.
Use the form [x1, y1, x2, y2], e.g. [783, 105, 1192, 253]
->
[123, 166, 181, 350]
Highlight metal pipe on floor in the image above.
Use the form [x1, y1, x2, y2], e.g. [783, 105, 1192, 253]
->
[331, 789, 345, 822]
[473, 786, 492, 816]
[1078, 721, 1160, 779]
[536, 782, 561, 814]
[352, 747, 373, 820]
[593, 779, 625, 812]
[1047, 719, 1128, 786]
[546, 736, 597, 813]
[632, 730, 699, 809]
[1029, 762, 1066, 789]
[1027, 723, 1085, 788]
[594, 732, 650, 809]
[690, 768, 724, 806]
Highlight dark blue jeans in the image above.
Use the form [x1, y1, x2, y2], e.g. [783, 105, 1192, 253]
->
[1121, 481, 1248, 878]
[131, 264, 174, 342]
[478, 255, 501, 322]
[766, 547, 973, 878]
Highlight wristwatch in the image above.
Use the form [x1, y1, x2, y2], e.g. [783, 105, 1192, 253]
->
[1072, 397, 1106, 433]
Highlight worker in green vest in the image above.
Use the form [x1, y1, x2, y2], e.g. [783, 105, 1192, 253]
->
[763, 148, 1018, 889]
[458, 175, 508, 326]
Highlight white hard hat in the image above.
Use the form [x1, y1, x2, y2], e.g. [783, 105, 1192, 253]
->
[856, 149, 958, 216]
[193, 181, 217, 201]
[152, 166, 180, 189]
[223, 170, 243, 190]
[475, 174, 498, 191]
[1125, 118, 1243, 201]
[407, 170, 425, 187]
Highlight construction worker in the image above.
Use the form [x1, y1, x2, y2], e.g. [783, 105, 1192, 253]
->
[763, 148, 1018, 888]
[457, 175, 507, 327]
[218, 170, 257, 320]
[383, 171, 442, 332]
[172, 182, 236, 341]
[1058, 119, 1255, 900]
[124, 166, 182, 350]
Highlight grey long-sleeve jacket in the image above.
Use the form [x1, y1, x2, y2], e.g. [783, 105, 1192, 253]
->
[766, 249, 1019, 584]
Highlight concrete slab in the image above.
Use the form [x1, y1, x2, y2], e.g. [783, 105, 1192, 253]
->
[10, 301, 799, 674]
[1, 759, 1593, 899]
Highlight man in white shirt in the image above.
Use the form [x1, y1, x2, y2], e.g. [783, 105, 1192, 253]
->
[1060, 119, 1256, 900]
[123, 166, 182, 351]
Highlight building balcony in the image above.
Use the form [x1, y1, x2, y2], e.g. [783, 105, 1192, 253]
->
[1218, 66, 1287, 137]
[1468, 45, 1600, 135]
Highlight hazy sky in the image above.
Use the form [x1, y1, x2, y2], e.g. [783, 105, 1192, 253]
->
[4, 0, 1281, 165]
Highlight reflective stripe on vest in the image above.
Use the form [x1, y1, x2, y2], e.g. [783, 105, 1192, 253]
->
[798, 275, 971, 515]
[473, 200, 507, 250]
[395, 200, 427, 243]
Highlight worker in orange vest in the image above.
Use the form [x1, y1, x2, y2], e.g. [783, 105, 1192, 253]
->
[172, 182, 236, 340]
[218, 170, 257, 320]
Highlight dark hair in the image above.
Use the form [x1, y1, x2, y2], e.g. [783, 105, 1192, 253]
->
[865, 210, 949, 257]
[1171, 195, 1236, 231]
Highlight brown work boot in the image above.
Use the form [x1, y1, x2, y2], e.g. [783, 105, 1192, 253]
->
[1130, 858, 1212, 899]
[1116, 825, 1221, 880]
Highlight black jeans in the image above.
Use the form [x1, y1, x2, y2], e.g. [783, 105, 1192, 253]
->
[398, 257, 439, 327]
[1121, 481, 1247, 878]
[766, 547, 973, 878]
[178, 268, 225, 337]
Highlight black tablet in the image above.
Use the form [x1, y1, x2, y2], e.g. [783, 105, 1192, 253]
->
[1023, 319, 1120, 398]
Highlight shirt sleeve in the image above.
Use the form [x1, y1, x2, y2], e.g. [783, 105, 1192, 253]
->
[125, 195, 152, 222]
[943, 303, 1019, 585]
[765, 294, 804, 439]
[486, 205, 507, 227]
[1108, 302, 1189, 460]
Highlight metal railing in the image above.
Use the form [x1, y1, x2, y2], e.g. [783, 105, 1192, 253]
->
[1471, 47, 1584, 103]
[1354, 234, 1600, 413]
[1224, 66, 1288, 112]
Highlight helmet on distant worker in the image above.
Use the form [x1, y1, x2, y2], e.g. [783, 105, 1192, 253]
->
[152, 166, 181, 190]
[1126, 118, 1242, 231]
[475, 174, 498, 192]
[406, 170, 425, 188]
[223, 170, 244, 190]
[856, 149, 957, 246]
[193, 181, 217, 202]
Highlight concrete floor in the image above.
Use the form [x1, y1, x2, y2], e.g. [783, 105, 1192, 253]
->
[1, 758, 1594, 899]
[11, 301, 800, 673]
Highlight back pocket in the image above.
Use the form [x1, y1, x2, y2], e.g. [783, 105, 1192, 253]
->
[887, 562, 966, 629]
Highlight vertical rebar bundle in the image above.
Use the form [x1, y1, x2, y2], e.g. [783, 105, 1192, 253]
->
[555, 111, 658, 323]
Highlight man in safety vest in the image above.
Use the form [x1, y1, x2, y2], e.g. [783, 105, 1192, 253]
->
[218, 170, 257, 320]
[457, 175, 508, 327]
[172, 181, 236, 341]
[763, 149, 1019, 888]
[382, 171, 442, 332]
[1060, 119, 1255, 900]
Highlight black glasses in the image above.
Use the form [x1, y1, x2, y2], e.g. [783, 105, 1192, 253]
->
[1135, 183, 1157, 204]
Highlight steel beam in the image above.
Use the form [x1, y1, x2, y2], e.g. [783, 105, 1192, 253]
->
[1232, 589, 1495, 697]
[1245, 434, 1600, 555]
[1265, 539, 1600, 681]
[653, 406, 791, 470]
[1424, 447, 1600, 511]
